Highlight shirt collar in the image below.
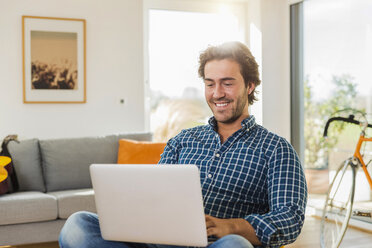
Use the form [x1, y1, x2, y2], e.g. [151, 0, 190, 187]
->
[207, 115, 256, 132]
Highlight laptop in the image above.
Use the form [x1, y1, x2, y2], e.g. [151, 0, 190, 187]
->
[90, 164, 208, 247]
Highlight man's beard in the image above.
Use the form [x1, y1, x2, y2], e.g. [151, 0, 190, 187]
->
[209, 91, 248, 124]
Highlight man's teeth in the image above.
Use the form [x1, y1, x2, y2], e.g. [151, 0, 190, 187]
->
[216, 103, 228, 107]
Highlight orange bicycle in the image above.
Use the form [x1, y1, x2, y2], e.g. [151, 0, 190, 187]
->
[320, 112, 372, 248]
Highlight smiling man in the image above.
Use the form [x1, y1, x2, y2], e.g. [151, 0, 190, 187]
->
[159, 42, 307, 247]
[203, 58, 253, 143]
[59, 42, 307, 248]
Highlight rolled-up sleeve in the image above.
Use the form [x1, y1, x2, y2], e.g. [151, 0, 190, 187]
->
[245, 139, 308, 247]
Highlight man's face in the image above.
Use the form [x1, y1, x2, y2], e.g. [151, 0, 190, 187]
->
[204, 59, 253, 124]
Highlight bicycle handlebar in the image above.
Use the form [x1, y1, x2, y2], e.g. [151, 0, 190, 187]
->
[323, 115, 372, 137]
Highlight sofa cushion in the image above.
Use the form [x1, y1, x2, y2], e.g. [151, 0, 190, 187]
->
[7, 139, 46, 192]
[40, 136, 115, 192]
[40, 133, 152, 192]
[0, 219, 66, 246]
[48, 189, 96, 219]
[107, 133, 153, 162]
[117, 139, 166, 164]
[0, 191, 57, 225]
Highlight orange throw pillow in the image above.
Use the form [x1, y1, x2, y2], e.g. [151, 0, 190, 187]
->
[117, 139, 166, 164]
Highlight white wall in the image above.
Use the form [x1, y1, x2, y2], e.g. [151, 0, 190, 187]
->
[0, 0, 145, 140]
[261, 0, 291, 140]
[246, 0, 291, 140]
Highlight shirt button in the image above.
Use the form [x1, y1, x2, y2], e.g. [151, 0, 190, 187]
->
[208, 174, 212, 178]
[215, 153, 220, 158]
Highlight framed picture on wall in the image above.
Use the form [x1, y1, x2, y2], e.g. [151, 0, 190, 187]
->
[22, 16, 86, 103]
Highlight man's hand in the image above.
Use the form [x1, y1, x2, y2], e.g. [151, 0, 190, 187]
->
[205, 215, 262, 246]
[205, 215, 236, 238]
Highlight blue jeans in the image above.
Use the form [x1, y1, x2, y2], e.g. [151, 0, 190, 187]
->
[59, 211, 254, 248]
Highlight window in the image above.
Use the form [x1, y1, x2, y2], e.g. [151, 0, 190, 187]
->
[144, 1, 248, 142]
[292, 0, 372, 199]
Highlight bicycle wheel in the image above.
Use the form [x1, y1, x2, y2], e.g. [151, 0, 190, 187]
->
[320, 159, 356, 248]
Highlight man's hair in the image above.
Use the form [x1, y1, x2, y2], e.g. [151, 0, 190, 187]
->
[198, 41, 261, 105]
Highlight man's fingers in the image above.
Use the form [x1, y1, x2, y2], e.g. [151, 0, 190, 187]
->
[205, 215, 213, 221]
[205, 215, 216, 228]
[205, 215, 226, 238]
[206, 220, 215, 229]
[206, 215, 217, 236]
[207, 227, 217, 237]
[207, 227, 223, 238]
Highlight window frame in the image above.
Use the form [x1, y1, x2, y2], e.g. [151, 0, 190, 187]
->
[290, 1, 305, 165]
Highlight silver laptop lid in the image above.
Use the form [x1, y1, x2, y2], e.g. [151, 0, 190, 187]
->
[90, 164, 208, 246]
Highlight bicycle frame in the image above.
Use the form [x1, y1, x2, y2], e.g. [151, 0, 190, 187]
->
[353, 133, 372, 189]
[320, 113, 372, 248]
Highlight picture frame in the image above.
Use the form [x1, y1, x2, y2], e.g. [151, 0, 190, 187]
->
[22, 16, 86, 103]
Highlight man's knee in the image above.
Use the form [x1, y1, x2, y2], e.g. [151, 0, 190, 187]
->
[59, 211, 98, 248]
[212, 234, 254, 248]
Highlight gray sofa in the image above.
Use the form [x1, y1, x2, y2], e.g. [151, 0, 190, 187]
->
[0, 132, 152, 246]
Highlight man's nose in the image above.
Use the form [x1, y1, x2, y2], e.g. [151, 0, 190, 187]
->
[213, 84, 225, 99]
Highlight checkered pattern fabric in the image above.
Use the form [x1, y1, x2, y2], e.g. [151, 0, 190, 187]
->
[159, 116, 307, 247]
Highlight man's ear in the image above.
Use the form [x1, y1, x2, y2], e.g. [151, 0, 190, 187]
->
[247, 82, 255, 95]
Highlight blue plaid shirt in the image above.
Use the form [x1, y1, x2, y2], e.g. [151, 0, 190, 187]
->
[159, 116, 307, 248]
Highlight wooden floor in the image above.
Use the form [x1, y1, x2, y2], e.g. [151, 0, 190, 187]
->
[2, 216, 372, 248]
[286, 216, 372, 248]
